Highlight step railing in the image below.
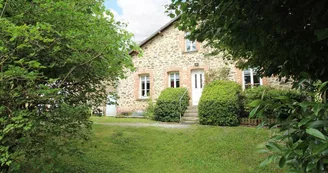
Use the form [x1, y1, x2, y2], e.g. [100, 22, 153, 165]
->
[179, 87, 189, 122]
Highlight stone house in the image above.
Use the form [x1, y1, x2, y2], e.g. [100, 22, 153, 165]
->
[103, 17, 287, 116]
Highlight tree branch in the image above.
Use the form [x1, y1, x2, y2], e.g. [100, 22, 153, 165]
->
[0, 0, 9, 18]
[58, 51, 104, 88]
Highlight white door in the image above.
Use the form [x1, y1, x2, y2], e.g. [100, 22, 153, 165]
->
[106, 96, 116, 116]
[191, 69, 205, 105]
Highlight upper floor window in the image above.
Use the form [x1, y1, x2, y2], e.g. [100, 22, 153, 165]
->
[169, 72, 180, 88]
[185, 32, 197, 52]
[242, 68, 262, 90]
[140, 75, 150, 98]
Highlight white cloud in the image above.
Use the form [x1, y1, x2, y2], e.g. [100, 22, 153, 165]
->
[109, 9, 122, 21]
[109, 0, 172, 42]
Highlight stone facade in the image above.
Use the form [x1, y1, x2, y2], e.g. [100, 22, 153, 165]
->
[112, 22, 289, 114]
[268, 77, 293, 89]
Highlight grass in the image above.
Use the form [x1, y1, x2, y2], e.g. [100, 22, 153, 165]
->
[59, 123, 283, 173]
[90, 116, 156, 123]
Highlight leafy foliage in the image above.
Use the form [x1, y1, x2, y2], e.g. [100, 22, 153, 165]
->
[243, 86, 307, 118]
[0, 0, 138, 171]
[166, 0, 328, 81]
[167, 0, 328, 172]
[143, 99, 155, 120]
[252, 81, 328, 172]
[154, 88, 189, 122]
[198, 80, 241, 126]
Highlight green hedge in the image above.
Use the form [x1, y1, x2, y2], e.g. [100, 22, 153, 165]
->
[198, 80, 242, 126]
[154, 88, 189, 122]
[243, 86, 307, 119]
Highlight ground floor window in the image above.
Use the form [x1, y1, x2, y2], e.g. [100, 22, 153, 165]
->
[140, 75, 150, 98]
[169, 72, 180, 88]
[242, 68, 262, 89]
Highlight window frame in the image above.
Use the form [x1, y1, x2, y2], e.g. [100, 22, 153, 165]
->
[185, 32, 197, 52]
[242, 68, 263, 90]
[169, 72, 180, 88]
[139, 75, 150, 99]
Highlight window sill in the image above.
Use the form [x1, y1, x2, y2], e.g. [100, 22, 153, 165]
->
[136, 98, 150, 101]
[183, 50, 198, 54]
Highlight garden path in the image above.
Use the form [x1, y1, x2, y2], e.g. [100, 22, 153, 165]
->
[94, 122, 190, 128]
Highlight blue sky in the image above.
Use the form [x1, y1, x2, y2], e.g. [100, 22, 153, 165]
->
[103, 0, 171, 42]
[104, 0, 122, 15]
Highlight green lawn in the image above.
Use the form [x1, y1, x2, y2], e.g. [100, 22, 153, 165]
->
[90, 116, 156, 123]
[60, 123, 283, 173]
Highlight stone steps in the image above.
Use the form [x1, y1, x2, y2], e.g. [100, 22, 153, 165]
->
[181, 116, 199, 121]
[184, 112, 198, 117]
[180, 106, 199, 124]
[185, 109, 198, 113]
[186, 106, 198, 112]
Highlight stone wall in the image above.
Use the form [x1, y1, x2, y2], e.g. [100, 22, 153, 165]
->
[268, 77, 293, 89]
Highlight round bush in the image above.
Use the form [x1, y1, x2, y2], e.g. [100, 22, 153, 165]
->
[154, 88, 189, 122]
[198, 80, 242, 126]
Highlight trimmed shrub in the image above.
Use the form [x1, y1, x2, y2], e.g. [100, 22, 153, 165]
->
[244, 86, 307, 119]
[198, 80, 242, 126]
[154, 88, 189, 122]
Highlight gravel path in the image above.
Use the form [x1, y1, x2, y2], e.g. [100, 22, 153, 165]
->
[94, 122, 191, 128]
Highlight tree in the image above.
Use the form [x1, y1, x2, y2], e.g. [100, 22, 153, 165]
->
[0, 0, 138, 171]
[167, 1, 328, 172]
[166, 0, 328, 81]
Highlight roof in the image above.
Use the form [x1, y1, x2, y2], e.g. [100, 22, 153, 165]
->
[130, 16, 180, 54]
[138, 16, 180, 47]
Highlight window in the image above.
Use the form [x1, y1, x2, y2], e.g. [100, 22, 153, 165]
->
[140, 75, 150, 98]
[243, 68, 262, 89]
[169, 72, 180, 88]
[185, 32, 197, 52]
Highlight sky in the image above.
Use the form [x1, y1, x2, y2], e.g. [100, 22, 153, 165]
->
[104, 0, 172, 42]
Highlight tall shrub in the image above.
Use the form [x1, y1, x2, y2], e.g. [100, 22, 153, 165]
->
[154, 88, 189, 122]
[0, 0, 138, 171]
[198, 80, 242, 126]
[244, 86, 307, 119]
[252, 81, 328, 172]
